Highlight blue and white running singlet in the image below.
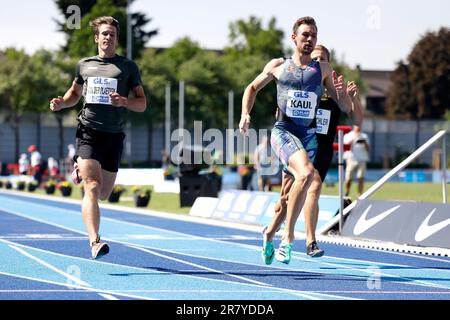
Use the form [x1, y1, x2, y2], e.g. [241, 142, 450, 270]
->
[271, 58, 323, 169]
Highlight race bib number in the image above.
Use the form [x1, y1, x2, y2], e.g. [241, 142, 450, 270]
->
[85, 77, 118, 104]
[286, 90, 317, 119]
[316, 108, 331, 135]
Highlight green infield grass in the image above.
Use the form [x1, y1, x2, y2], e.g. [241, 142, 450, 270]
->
[4, 180, 447, 215]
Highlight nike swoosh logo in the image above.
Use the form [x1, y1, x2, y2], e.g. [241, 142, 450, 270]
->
[414, 209, 450, 242]
[353, 204, 401, 236]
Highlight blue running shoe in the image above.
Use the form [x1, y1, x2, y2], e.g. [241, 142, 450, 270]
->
[261, 226, 275, 265]
[275, 242, 293, 264]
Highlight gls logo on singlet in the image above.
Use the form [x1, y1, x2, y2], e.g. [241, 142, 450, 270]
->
[85, 77, 118, 105]
[286, 90, 317, 119]
[316, 109, 331, 135]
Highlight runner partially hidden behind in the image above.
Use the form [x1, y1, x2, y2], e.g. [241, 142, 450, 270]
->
[49, 16, 147, 259]
[239, 17, 354, 265]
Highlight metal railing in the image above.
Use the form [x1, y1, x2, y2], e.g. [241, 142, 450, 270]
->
[319, 130, 448, 235]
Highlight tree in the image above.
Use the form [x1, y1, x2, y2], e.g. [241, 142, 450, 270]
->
[137, 38, 234, 161]
[329, 49, 365, 94]
[386, 61, 414, 119]
[39, 51, 79, 160]
[178, 50, 233, 129]
[224, 17, 285, 129]
[386, 27, 450, 120]
[139, 37, 230, 130]
[134, 48, 173, 162]
[54, 0, 157, 59]
[226, 16, 284, 60]
[0, 49, 70, 162]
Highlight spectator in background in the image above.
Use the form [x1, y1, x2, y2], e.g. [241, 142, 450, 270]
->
[344, 125, 370, 196]
[238, 155, 255, 191]
[18, 153, 29, 175]
[66, 144, 76, 174]
[47, 157, 60, 178]
[0, 162, 9, 176]
[253, 135, 273, 191]
[28, 144, 43, 183]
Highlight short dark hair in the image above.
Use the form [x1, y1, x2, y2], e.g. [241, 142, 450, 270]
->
[292, 16, 317, 34]
[89, 16, 120, 36]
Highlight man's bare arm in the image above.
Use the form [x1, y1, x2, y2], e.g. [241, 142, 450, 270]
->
[321, 62, 352, 113]
[110, 85, 147, 112]
[239, 58, 284, 134]
[49, 81, 83, 111]
[347, 81, 363, 127]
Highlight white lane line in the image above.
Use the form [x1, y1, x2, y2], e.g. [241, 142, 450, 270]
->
[315, 234, 450, 259]
[0, 289, 447, 295]
[6, 198, 435, 298]
[0, 270, 153, 300]
[98, 293, 119, 300]
[0, 204, 374, 299]
[3, 192, 450, 259]
[8, 245, 91, 287]
[288, 252, 450, 291]
[126, 245, 356, 301]
[0, 238, 327, 300]
[3, 195, 441, 266]
[128, 244, 271, 287]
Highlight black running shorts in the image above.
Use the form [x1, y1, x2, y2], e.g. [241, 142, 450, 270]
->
[75, 123, 125, 172]
[314, 135, 335, 182]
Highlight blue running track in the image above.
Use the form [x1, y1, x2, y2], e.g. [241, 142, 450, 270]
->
[1, 191, 450, 301]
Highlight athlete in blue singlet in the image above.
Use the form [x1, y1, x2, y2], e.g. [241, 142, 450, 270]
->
[271, 57, 323, 171]
[270, 45, 364, 260]
[239, 16, 353, 265]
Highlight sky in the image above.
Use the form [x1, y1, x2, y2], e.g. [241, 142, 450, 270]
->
[0, 0, 449, 70]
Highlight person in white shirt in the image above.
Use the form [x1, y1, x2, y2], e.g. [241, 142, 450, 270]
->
[18, 153, 29, 175]
[66, 144, 76, 174]
[343, 125, 370, 196]
[47, 157, 60, 178]
[28, 144, 43, 183]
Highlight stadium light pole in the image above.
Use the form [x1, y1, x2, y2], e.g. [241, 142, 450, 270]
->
[336, 126, 352, 234]
[126, 0, 132, 60]
[442, 136, 447, 203]
[227, 91, 234, 164]
[228, 91, 234, 130]
[125, 0, 133, 167]
[338, 129, 345, 234]
[165, 84, 171, 156]
[179, 80, 185, 143]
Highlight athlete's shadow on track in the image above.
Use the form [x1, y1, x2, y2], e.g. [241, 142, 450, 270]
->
[108, 267, 320, 279]
[108, 267, 450, 285]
